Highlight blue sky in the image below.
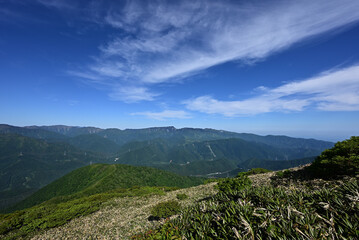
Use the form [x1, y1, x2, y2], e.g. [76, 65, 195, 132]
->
[1, 0, 359, 141]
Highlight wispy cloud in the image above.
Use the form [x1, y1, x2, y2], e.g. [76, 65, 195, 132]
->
[100, 0, 359, 82]
[184, 64, 359, 116]
[36, 0, 74, 10]
[70, 0, 359, 102]
[131, 110, 191, 120]
[109, 86, 159, 103]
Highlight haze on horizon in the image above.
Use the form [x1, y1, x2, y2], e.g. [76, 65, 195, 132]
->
[1, 0, 359, 142]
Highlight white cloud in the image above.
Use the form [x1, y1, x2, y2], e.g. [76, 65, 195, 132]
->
[69, 0, 359, 102]
[96, 0, 359, 84]
[67, 70, 103, 82]
[184, 96, 309, 116]
[184, 64, 359, 116]
[109, 86, 159, 103]
[131, 110, 191, 120]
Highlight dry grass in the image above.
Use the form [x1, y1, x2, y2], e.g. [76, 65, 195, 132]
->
[30, 183, 217, 240]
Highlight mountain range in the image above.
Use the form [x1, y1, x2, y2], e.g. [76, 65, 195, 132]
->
[0, 124, 334, 210]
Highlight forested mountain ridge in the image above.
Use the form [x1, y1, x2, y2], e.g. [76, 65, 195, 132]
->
[1, 124, 333, 153]
[114, 137, 320, 167]
[0, 124, 334, 210]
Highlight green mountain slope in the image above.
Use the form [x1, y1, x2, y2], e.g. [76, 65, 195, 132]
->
[0, 124, 334, 210]
[96, 127, 334, 151]
[0, 134, 104, 211]
[234, 133, 333, 150]
[114, 138, 322, 171]
[155, 158, 238, 176]
[2, 125, 333, 156]
[67, 134, 121, 155]
[11, 163, 204, 211]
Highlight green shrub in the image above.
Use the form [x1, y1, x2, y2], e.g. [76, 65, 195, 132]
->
[215, 175, 251, 193]
[176, 193, 188, 200]
[275, 169, 291, 178]
[275, 170, 284, 178]
[150, 200, 181, 219]
[310, 136, 359, 177]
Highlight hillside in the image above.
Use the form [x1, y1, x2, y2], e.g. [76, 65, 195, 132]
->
[114, 138, 321, 175]
[6, 164, 357, 239]
[0, 164, 205, 239]
[0, 124, 334, 209]
[4, 183, 218, 240]
[10, 163, 204, 211]
[66, 134, 121, 155]
[0, 133, 105, 211]
[159, 157, 315, 177]
[0, 137, 357, 239]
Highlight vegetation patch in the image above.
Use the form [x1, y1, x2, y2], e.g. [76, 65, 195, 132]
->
[215, 174, 252, 193]
[309, 136, 359, 177]
[150, 200, 181, 219]
[176, 193, 188, 200]
[275, 169, 292, 178]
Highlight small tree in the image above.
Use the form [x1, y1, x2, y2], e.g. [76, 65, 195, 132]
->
[310, 136, 359, 177]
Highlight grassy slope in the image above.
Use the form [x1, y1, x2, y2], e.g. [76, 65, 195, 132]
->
[133, 167, 359, 239]
[4, 164, 358, 240]
[29, 183, 218, 239]
[0, 186, 175, 240]
[22, 164, 358, 240]
[10, 163, 204, 211]
[0, 163, 205, 239]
